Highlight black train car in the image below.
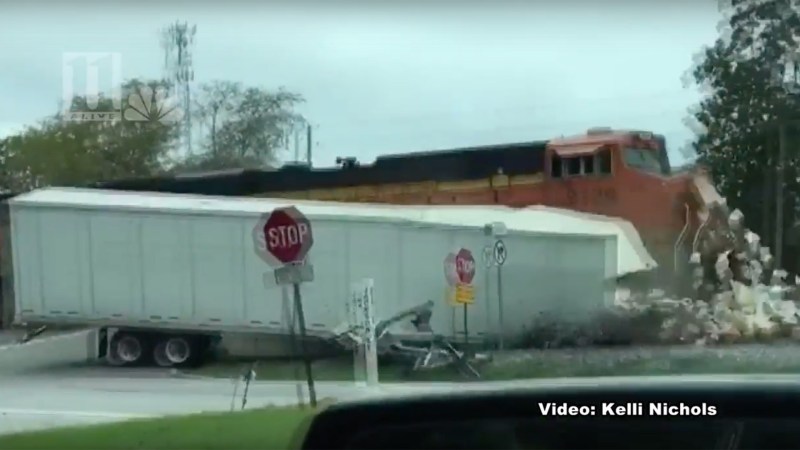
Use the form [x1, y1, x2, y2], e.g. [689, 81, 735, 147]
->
[94, 141, 549, 196]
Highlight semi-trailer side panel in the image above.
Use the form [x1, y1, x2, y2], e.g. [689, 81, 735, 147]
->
[8, 187, 618, 346]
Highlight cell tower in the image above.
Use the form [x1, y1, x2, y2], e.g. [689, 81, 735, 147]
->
[161, 21, 197, 156]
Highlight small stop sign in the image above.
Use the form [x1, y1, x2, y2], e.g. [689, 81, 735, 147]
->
[455, 248, 476, 284]
[253, 206, 314, 266]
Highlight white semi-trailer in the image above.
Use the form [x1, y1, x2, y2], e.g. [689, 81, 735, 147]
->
[3, 187, 646, 367]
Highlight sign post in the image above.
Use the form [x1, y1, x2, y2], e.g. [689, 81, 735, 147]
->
[444, 248, 476, 345]
[443, 252, 458, 337]
[481, 244, 494, 343]
[253, 206, 317, 407]
[493, 239, 507, 350]
[349, 279, 378, 387]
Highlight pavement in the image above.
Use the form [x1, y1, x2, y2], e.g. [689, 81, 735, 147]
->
[0, 330, 23, 346]
[0, 369, 421, 435]
[0, 329, 462, 436]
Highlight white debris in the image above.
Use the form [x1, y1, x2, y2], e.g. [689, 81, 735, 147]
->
[728, 209, 745, 230]
[745, 231, 761, 258]
[689, 252, 702, 265]
[613, 207, 800, 345]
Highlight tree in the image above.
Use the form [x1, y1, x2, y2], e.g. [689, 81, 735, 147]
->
[0, 79, 178, 191]
[1, 19, 308, 189]
[181, 82, 305, 172]
[686, 0, 800, 245]
[193, 80, 240, 157]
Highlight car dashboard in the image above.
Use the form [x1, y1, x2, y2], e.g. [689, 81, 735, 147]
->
[298, 376, 800, 449]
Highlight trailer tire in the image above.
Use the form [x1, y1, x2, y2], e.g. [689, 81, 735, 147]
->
[164, 336, 192, 365]
[153, 340, 172, 367]
[106, 346, 126, 366]
[113, 333, 147, 365]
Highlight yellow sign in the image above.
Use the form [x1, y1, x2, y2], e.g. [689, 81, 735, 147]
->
[446, 283, 474, 305]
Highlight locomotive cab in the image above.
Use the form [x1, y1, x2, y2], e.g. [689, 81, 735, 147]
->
[543, 128, 699, 283]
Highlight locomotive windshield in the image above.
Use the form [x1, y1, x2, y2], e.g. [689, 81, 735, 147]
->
[623, 147, 667, 175]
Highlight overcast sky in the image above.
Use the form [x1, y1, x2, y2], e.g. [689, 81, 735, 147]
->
[0, 1, 721, 167]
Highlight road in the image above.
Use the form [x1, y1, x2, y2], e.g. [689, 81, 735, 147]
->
[0, 365, 419, 435]
[0, 329, 460, 435]
[0, 329, 443, 435]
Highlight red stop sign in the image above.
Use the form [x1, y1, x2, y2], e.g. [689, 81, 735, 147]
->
[455, 248, 475, 284]
[253, 206, 314, 266]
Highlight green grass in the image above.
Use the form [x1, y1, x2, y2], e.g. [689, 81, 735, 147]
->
[0, 403, 328, 450]
[188, 346, 800, 382]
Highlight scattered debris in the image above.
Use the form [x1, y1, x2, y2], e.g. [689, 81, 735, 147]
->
[17, 325, 47, 344]
[615, 206, 800, 345]
[332, 300, 489, 378]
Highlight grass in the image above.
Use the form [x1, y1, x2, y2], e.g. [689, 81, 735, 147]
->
[0, 402, 331, 450]
[187, 343, 800, 382]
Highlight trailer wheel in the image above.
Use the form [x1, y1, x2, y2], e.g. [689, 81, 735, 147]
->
[152, 340, 172, 367]
[106, 346, 126, 366]
[164, 336, 192, 365]
[114, 333, 145, 364]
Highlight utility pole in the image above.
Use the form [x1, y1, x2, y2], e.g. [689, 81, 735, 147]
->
[776, 122, 787, 270]
[306, 124, 313, 167]
[161, 21, 197, 157]
[293, 128, 301, 162]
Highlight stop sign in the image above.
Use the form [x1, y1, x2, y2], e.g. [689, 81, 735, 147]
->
[253, 206, 314, 266]
[455, 248, 476, 284]
[443, 252, 459, 287]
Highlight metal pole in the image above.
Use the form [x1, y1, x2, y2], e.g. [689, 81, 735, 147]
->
[294, 128, 300, 162]
[484, 260, 492, 346]
[241, 366, 254, 410]
[463, 303, 469, 347]
[282, 285, 305, 406]
[497, 264, 505, 350]
[292, 282, 317, 407]
[776, 122, 787, 269]
[451, 303, 456, 339]
[230, 377, 240, 412]
[306, 124, 313, 166]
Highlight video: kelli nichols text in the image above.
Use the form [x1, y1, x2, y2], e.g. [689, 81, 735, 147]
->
[539, 402, 718, 417]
